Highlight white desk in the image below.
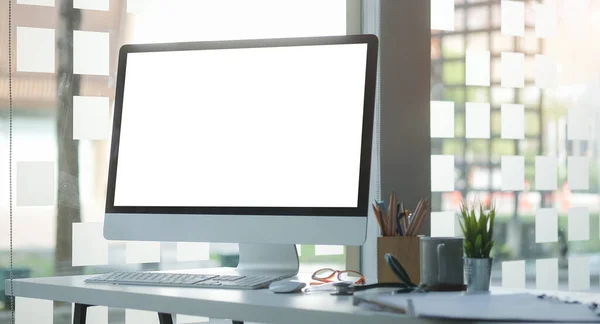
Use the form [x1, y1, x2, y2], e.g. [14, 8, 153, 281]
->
[5, 275, 437, 324]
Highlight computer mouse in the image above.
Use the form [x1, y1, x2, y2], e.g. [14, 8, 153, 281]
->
[268, 280, 306, 293]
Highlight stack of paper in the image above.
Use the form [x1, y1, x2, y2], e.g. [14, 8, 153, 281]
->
[354, 291, 600, 322]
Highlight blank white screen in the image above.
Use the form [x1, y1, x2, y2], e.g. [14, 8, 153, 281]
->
[114, 43, 368, 207]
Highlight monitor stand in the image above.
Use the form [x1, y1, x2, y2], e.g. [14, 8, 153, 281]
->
[235, 243, 299, 279]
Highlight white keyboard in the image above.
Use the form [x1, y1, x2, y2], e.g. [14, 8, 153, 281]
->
[85, 271, 285, 289]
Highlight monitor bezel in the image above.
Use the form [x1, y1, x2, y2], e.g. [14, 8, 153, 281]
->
[106, 34, 378, 217]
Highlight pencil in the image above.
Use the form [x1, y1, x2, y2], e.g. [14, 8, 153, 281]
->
[372, 204, 384, 234]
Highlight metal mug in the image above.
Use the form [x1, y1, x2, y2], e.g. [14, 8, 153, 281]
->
[419, 237, 464, 287]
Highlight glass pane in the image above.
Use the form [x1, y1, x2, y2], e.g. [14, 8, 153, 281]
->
[431, 0, 600, 291]
[4, 1, 350, 321]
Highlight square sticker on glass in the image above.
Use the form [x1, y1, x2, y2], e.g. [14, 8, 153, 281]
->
[568, 207, 590, 241]
[73, 96, 110, 140]
[72, 222, 109, 266]
[535, 208, 557, 243]
[17, 27, 55, 73]
[126, 241, 161, 264]
[501, 104, 524, 139]
[536, 258, 558, 290]
[126, 309, 159, 324]
[502, 260, 525, 289]
[535, 156, 557, 191]
[501, 52, 525, 88]
[535, 55, 557, 89]
[431, 155, 455, 192]
[17, 0, 54, 6]
[74, 0, 109, 11]
[430, 101, 455, 138]
[465, 102, 490, 139]
[176, 315, 209, 324]
[501, 156, 524, 191]
[431, 0, 455, 31]
[568, 156, 589, 190]
[501, 0, 525, 36]
[74, 30, 109, 75]
[431, 212, 456, 237]
[536, 4, 557, 38]
[568, 256, 590, 291]
[315, 245, 344, 256]
[177, 242, 210, 261]
[466, 50, 490, 86]
[16, 297, 53, 324]
[567, 108, 592, 140]
[16, 161, 56, 206]
[72, 305, 108, 324]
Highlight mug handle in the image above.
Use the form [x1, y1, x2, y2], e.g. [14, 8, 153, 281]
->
[437, 243, 447, 283]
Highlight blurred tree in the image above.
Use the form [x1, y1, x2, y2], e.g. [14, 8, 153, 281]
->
[55, 0, 82, 276]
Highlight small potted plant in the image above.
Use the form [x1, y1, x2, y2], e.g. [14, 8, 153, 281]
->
[459, 201, 495, 292]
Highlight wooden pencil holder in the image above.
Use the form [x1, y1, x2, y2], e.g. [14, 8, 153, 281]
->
[377, 236, 421, 284]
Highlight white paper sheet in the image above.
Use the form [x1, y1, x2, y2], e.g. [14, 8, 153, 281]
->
[535, 156, 557, 190]
[431, 0, 455, 31]
[16, 161, 55, 206]
[535, 208, 558, 243]
[501, 0, 525, 36]
[501, 156, 524, 191]
[465, 102, 490, 139]
[501, 52, 525, 88]
[431, 155, 455, 192]
[466, 50, 490, 86]
[17, 27, 55, 73]
[430, 101, 455, 138]
[404, 293, 598, 322]
[536, 258, 558, 290]
[501, 103, 524, 139]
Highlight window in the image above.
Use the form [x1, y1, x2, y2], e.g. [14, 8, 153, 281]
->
[2, 0, 358, 322]
[431, 0, 600, 290]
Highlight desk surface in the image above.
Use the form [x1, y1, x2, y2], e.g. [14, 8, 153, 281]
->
[5, 275, 437, 324]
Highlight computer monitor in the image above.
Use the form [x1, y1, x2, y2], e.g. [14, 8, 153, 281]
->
[104, 35, 378, 276]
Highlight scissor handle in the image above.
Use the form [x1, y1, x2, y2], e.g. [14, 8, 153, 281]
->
[385, 253, 417, 287]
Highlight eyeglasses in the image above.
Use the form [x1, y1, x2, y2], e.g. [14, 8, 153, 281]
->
[311, 268, 365, 285]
